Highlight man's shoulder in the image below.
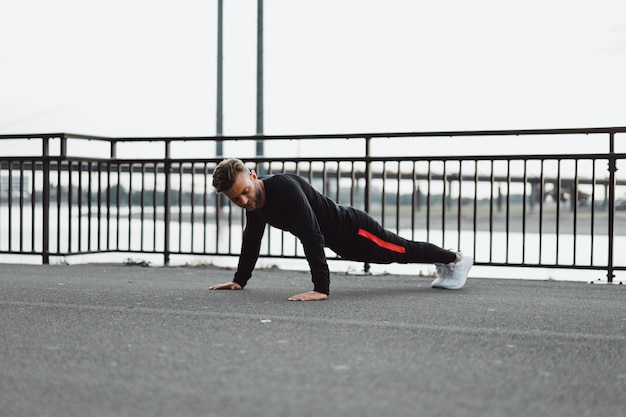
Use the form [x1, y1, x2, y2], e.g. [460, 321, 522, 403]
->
[265, 173, 307, 187]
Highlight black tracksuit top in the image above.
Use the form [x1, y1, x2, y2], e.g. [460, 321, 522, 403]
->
[233, 173, 347, 295]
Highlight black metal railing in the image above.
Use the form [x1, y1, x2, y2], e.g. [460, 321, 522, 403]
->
[1, 128, 625, 282]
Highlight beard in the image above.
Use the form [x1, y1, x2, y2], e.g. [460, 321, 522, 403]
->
[244, 182, 263, 211]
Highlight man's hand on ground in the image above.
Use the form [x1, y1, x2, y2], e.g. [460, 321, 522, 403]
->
[288, 291, 328, 301]
[209, 281, 242, 290]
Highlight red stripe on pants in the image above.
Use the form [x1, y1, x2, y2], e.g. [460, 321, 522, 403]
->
[357, 228, 406, 254]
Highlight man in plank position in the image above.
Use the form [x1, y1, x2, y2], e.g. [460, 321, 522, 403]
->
[209, 158, 473, 301]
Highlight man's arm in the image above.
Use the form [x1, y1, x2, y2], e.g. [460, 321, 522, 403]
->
[209, 213, 264, 292]
[287, 193, 331, 295]
[231, 212, 266, 288]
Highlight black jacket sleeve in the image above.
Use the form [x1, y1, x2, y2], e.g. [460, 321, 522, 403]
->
[281, 183, 331, 294]
[233, 212, 266, 288]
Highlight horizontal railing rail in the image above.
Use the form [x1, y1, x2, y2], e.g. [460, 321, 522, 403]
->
[1, 127, 625, 282]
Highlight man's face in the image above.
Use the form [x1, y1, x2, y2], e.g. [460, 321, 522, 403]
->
[222, 171, 262, 211]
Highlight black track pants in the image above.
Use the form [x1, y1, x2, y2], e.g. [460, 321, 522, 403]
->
[329, 208, 457, 265]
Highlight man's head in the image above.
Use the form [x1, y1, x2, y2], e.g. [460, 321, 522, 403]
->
[212, 158, 264, 211]
[212, 158, 250, 193]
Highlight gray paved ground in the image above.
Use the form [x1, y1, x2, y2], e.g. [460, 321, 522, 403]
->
[1, 263, 625, 417]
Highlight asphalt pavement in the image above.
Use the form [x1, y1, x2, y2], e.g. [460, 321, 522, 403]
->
[1, 263, 625, 417]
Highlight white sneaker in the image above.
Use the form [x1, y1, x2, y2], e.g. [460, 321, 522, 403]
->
[431, 254, 473, 290]
[431, 262, 454, 288]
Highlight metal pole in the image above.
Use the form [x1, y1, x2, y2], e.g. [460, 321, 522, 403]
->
[216, 0, 224, 151]
[256, 0, 264, 172]
[215, 0, 226, 215]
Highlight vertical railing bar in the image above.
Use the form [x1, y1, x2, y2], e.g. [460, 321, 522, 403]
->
[505, 160, 511, 264]
[214, 161, 221, 254]
[110, 141, 118, 252]
[96, 162, 102, 252]
[142, 164, 149, 252]
[87, 162, 93, 252]
[127, 163, 133, 251]
[190, 162, 196, 253]
[19, 161, 24, 252]
[203, 163, 208, 254]
[140, 163, 146, 252]
[521, 160, 528, 264]
[67, 162, 73, 254]
[293, 160, 300, 256]
[348, 161, 356, 207]
[426, 161, 432, 243]
[294, 161, 301, 256]
[164, 141, 172, 265]
[281, 161, 286, 256]
[350, 161, 356, 208]
[538, 160, 545, 264]
[106, 162, 111, 251]
[590, 159, 597, 265]
[287, 162, 293, 256]
[488, 161, 494, 262]
[8, 161, 13, 252]
[178, 163, 184, 254]
[456, 160, 462, 252]
[268, 161, 274, 255]
[262, 161, 270, 256]
[116, 163, 122, 251]
[381, 162, 387, 229]
[58, 137, 66, 256]
[153, 163, 158, 253]
[87, 161, 92, 253]
[411, 162, 417, 241]
[322, 160, 328, 195]
[262, 161, 270, 257]
[42, 137, 50, 263]
[336, 161, 342, 205]
[77, 162, 83, 253]
[31, 159, 37, 253]
[606, 132, 616, 282]
[56, 160, 62, 255]
[227, 175, 234, 254]
[555, 159, 561, 265]
[0, 160, 3, 253]
[572, 160, 579, 265]
[441, 160, 447, 248]
[395, 162, 401, 235]
[472, 160, 478, 260]
[363, 136, 371, 273]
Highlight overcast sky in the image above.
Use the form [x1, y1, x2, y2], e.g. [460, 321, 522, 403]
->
[2, 0, 626, 138]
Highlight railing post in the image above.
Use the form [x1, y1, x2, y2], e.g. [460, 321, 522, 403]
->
[363, 136, 371, 273]
[606, 132, 617, 283]
[41, 136, 50, 264]
[164, 140, 171, 266]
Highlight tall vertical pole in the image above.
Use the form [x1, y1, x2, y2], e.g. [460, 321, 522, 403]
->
[215, 1, 226, 216]
[256, 0, 264, 172]
[216, 0, 224, 155]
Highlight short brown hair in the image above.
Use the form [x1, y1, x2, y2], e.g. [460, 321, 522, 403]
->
[212, 158, 250, 193]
